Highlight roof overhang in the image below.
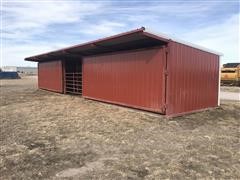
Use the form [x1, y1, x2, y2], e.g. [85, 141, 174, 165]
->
[25, 27, 169, 62]
[25, 27, 222, 62]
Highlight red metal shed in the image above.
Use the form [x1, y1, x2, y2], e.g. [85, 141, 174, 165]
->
[25, 27, 222, 117]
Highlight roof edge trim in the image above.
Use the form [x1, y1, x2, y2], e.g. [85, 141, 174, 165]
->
[25, 27, 146, 61]
[25, 27, 223, 62]
[144, 29, 223, 56]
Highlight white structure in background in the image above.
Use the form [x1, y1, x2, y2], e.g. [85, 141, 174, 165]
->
[1, 66, 37, 75]
[1, 66, 17, 72]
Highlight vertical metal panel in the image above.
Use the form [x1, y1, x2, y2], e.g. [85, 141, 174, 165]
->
[166, 41, 220, 116]
[83, 47, 166, 113]
[62, 60, 66, 94]
[38, 60, 63, 93]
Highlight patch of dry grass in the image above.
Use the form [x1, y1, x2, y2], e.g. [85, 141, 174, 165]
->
[0, 77, 239, 179]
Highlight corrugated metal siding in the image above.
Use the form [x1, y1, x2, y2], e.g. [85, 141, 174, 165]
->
[83, 47, 166, 113]
[38, 61, 63, 93]
[166, 41, 219, 116]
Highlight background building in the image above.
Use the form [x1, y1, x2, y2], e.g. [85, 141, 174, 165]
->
[1, 66, 37, 75]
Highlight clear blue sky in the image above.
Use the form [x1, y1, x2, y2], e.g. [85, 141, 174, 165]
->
[1, 0, 239, 67]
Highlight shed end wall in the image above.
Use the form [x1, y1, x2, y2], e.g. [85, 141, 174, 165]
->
[166, 41, 220, 116]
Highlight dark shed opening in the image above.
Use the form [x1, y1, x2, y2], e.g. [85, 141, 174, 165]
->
[64, 59, 82, 95]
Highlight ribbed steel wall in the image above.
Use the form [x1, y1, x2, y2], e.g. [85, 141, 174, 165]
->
[166, 42, 219, 116]
[38, 61, 63, 93]
[36, 42, 220, 116]
[83, 48, 166, 113]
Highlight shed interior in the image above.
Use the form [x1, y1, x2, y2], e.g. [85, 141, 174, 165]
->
[64, 59, 82, 95]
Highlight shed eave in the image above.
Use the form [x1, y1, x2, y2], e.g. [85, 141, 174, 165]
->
[144, 29, 223, 56]
[25, 27, 223, 62]
[24, 27, 148, 61]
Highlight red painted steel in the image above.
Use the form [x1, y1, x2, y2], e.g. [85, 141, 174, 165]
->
[38, 61, 63, 93]
[29, 27, 221, 116]
[166, 41, 219, 116]
[83, 47, 167, 113]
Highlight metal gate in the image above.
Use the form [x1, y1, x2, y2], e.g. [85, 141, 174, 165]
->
[65, 72, 82, 95]
[64, 59, 82, 95]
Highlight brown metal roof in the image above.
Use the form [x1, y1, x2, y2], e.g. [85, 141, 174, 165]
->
[25, 27, 169, 62]
[25, 27, 222, 62]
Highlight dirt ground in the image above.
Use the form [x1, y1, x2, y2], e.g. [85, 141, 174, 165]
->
[0, 76, 239, 179]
